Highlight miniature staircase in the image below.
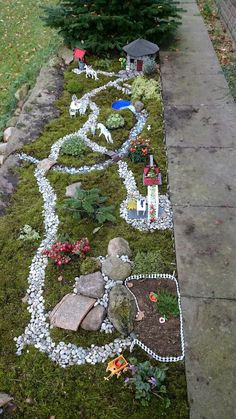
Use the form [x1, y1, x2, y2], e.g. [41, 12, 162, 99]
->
[147, 185, 159, 223]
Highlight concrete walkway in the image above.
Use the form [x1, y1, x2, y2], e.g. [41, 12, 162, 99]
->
[161, 1, 236, 418]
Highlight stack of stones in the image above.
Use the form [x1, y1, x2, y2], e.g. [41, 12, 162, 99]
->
[49, 237, 137, 336]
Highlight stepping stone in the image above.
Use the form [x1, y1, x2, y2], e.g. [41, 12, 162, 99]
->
[49, 293, 96, 331]
[108, 285, 136, 335]
[37, 158, 56, 172]
[105, 150, 120, 162]
[76, 271, 105, 299]
[102, 256, 132, 281]
[81, 305, 106, 331]
[0, 393, 13, 408]
[108, 237, 132, 258]
[65, 182, 81, 198]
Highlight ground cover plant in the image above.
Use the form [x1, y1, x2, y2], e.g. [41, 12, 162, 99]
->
[0, 58, 189, 417]
[197, 0, 236, 100]
[0, 0, 60, 137]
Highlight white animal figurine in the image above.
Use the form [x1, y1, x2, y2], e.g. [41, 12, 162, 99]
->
[84, 64, 98, 80]
[97, 123, 113, 144]
[69, 94, 80, 117]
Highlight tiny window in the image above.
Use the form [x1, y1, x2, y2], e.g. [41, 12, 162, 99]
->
[130, 58, 134, 63]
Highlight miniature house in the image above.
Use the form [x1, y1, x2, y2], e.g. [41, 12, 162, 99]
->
[123, 38, 159, 72]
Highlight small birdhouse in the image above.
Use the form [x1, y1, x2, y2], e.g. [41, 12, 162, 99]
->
[123, 38, 159, 72]
[73, 48, 87, 70]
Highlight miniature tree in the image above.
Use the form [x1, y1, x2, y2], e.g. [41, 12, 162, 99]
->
[42, 0, 183, 55]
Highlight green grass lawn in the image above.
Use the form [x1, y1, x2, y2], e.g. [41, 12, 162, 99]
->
[0, 0, 60, 136]
[0, 61, 189, 417]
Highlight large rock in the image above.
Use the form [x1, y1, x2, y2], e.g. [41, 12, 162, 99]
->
[108, 237, 132, 258]
[57, 46, 74, 65]
[65, 182, 81, 198]
[3, 127, 20, 143]
[0, 393, 13, 407]
[108, 285, 137, 335]
[76, 271, 105, 299]
[134, 101, 144, 112]
[49, 293, 96, 331]
[15, 83, 30, 101]
[102, 256, 132, 281]
[81, 305, 106, 331]
[0, 143, 8, 155]
[37, 158, 57, 172]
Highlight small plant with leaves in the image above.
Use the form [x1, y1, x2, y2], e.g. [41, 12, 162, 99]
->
[124, 357, 169, 407]
[143, 57, 157, 75]
[131, 76, 161, 102]
[18, 225, 40, 241]
[105, 113, 125, 130]
[128, 137, 150, 163]
[155, 290, 179, 319]
[63, 187, 116, 224]
[61, 137, 89, 157]
[43, 238, 90, 266]
[94, 58, 112, 71]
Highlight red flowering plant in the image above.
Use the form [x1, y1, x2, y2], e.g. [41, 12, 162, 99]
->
[42, 238, 90, 266]
[128, 137, 150, 163]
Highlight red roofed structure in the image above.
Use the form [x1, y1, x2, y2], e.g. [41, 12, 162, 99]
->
[73, 48, 87, 61]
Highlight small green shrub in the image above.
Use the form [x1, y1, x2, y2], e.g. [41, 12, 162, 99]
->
[61, 137, 89, 157]
[80, 257, 101, 275]
[94, 58, 112, 71]
[63, 187, 116, 224]
[18, 224, 40, 241]
[105, 113, 125, 129]
[143, 57, 157, 75]
[156, 290, 179, 318]
[66, 80, 84, 95]
[131, 77, 161, 102]
[124, 357, 169, 407]
[133, 250, 168, 273]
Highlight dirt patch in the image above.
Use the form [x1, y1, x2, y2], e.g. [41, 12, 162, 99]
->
[164, 105, 199, 130]
[129, 278, 182, 357]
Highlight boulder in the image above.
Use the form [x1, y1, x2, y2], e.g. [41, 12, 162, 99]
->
[81, 305, 106, 331]
[102, 256, 132, 281]
[3, 127, 20, 143]
[65, 182, 81, 197]
[37, 158, 57, 172]
[49, 293, 96, 331]
[0, 155, 5, 165]
[134, 101, 144, 112]
[76, 271, 105, 299]
[0, 143, 8, 155]
[108, 237, 132, 258]
[0, 393, 13, 408]
[108, 285, 137, 335]
[15, 83, 30, 101]
[58, 46, 74, 65]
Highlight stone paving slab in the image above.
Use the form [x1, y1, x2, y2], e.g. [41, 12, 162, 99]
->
[162, 72, 232, 106]
[164, 103, 236, 147]
[182, 297, 236, 419]
[168, 146, 236, 206]
[173, 206, 236, 299]
[161, 51, 224, 76]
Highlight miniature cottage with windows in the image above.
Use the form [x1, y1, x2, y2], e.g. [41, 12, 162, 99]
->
[123, 38, 159, 72]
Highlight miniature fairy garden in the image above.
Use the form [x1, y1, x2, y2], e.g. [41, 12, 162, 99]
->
[0, 38, 189, 416]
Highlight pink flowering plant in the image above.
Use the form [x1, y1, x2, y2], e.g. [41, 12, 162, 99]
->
[124, 357, 169, 407]
[42, 238, 90, 266]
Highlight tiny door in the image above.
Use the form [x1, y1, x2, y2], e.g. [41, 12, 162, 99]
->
[136, 59, 143, 71]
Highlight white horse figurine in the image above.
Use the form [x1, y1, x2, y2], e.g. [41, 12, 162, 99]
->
[97, 123, 113, 144]
[69, 94, 80, 117]
[84, 64, 98, 80]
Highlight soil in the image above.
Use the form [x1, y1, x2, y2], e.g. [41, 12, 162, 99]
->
[129, 278, 182, 357]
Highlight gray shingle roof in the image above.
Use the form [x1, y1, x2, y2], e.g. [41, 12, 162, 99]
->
[123, 38, 159, 57]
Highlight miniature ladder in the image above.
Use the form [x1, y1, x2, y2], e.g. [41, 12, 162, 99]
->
[147, 185, 159, 223]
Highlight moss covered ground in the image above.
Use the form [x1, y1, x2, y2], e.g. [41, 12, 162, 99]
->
[0, 60, 189, 418]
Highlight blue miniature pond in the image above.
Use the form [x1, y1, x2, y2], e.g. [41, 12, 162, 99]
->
[112, 100, 131, 110]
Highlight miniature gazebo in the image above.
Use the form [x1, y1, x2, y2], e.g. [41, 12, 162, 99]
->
[123, 38, 159, 72]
